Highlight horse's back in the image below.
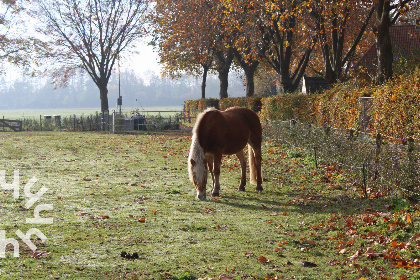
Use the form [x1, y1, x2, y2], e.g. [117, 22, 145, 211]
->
[196, 107, 261, 155]
[224, 107, 262, 135]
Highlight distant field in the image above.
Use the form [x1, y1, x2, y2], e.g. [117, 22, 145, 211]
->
[0, 106, 184, 119]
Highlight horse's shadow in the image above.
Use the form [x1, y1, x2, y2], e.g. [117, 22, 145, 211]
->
[209, 188, 388, 217]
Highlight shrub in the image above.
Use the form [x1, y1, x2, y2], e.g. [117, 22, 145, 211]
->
[372, 68, 420, 140]
[219, 96, 262, 112]
[259, 94, 313, 123]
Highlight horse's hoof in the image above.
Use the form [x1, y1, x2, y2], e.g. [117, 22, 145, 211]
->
[211, 192, 219, 197]
[238, 186, 245, 191]
[256, 185, 263, 192]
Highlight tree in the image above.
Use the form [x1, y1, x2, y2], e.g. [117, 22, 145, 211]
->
[34, 0, 149, 113]
[374, 0, 416, 84]
[256, 0, 315, 93]
[308, 0, 375, 84]
[222, 0, 264, 97]
[152, 0, 215, 99]
[0, 0, 44, 74]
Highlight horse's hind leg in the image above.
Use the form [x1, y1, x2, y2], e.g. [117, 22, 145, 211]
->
[249, 144, 263, 191]
[211, 153, 222, 197]
[236, 150, 246, 191]
[254, 147, 263, 191]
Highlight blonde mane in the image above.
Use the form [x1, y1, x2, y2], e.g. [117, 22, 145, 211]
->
[188, 108, 217, 183]
[188, 134, 206, 182]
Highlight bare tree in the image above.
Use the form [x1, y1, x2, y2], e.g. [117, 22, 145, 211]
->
[35, 0, 149, 113]
[0, 0, 43, 74]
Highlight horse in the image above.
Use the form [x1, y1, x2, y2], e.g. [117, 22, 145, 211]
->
[188, 107, 263, 201]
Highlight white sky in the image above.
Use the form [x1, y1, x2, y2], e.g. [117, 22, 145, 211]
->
[123, 40, 162, 79]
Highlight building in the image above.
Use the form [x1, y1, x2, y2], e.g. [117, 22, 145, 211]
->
[354, 23, 420, 79]
[301, 76, 329, 94]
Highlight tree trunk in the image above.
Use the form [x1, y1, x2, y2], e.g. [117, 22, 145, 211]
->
[244, 68, 256, 97]
[215, 48, 234, 99]
[233, 49, 259, 97]
[374, 0, 393, 84]
[219, 68, 229, 99]
[99, 85, 109, 113]
[241, 61, 258, 97]
[201, 65, 209, 99]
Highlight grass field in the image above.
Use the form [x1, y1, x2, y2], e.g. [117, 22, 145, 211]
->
[0, 131, 418, 279]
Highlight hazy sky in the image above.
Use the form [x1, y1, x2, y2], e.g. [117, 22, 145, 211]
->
[123, 39, 161, 80]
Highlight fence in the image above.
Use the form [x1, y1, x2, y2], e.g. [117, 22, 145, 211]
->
[20, 113, 108, 131]
[111, 110, 196, 133]
[265, 120, 420, 198]
[18, 110, 197, 133]
[0, 117, 22, 132]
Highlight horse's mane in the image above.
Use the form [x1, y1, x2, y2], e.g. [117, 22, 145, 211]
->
[188, 108, 217, 182]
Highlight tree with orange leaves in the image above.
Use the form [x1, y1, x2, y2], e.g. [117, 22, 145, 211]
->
[307, 0, 375, 84]
[153, 0, 239, 99]
[221, 0, 264, 97]
[256, 0, 316, 93]
[152, 0, 215, 99]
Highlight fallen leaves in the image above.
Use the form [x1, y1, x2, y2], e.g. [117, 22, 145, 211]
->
[216, 225, 228, 230]
[197, 274, 234, 280]
[33, 250, 50, 259]
[89, 215, 109, 219]
[257, 255, 270, 263]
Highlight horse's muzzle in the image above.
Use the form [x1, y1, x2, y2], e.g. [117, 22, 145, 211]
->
[197, 192, 206, 201]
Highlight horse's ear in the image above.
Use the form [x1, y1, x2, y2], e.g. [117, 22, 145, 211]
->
[190, 158, 196, 166]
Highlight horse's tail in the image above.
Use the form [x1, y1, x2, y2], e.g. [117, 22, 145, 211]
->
[248, 144, 258, 184]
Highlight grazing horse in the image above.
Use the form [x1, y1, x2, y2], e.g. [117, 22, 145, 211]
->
[188, 107, 263, 200]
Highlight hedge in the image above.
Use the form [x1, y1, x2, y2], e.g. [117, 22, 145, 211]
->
[372, 69, 420, 140]
[259, 94, 313, 123]
[184, 98, 219, 120]
[219, 97, 262, 112]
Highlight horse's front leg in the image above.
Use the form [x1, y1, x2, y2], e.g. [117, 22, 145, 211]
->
[211, 153, 222, 197]
[206, 154, 216, 194]
[236, 150, 246, 191]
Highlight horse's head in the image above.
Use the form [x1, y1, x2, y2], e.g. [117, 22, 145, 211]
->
[188, 137, 207, 200]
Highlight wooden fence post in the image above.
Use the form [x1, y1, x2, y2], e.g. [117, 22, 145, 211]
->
[407, 136, 416, 194]
[73, 114, 76, 131]
[348, 129, 354, 140]
[374, 133, 382, 180]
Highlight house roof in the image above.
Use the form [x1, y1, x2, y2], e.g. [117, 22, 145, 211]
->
[354, 24, 420, 74]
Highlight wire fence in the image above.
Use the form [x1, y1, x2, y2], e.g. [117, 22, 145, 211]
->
[12, 110, 197, 133]
[264, 120, 420, 199]
[111, 110, 195, 133]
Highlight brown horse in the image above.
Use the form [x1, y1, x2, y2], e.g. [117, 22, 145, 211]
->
[188, 107, 263, 200]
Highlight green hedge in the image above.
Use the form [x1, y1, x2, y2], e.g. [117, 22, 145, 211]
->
[260, 94, 313, 123]
[184, 98, 219, 120]
[219, 97, 262, 112]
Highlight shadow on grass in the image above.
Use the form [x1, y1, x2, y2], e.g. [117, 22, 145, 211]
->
[212, 188, 389, 217]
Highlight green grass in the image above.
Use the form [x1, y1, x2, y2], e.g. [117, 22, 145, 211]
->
[0, 132, 417, 279]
